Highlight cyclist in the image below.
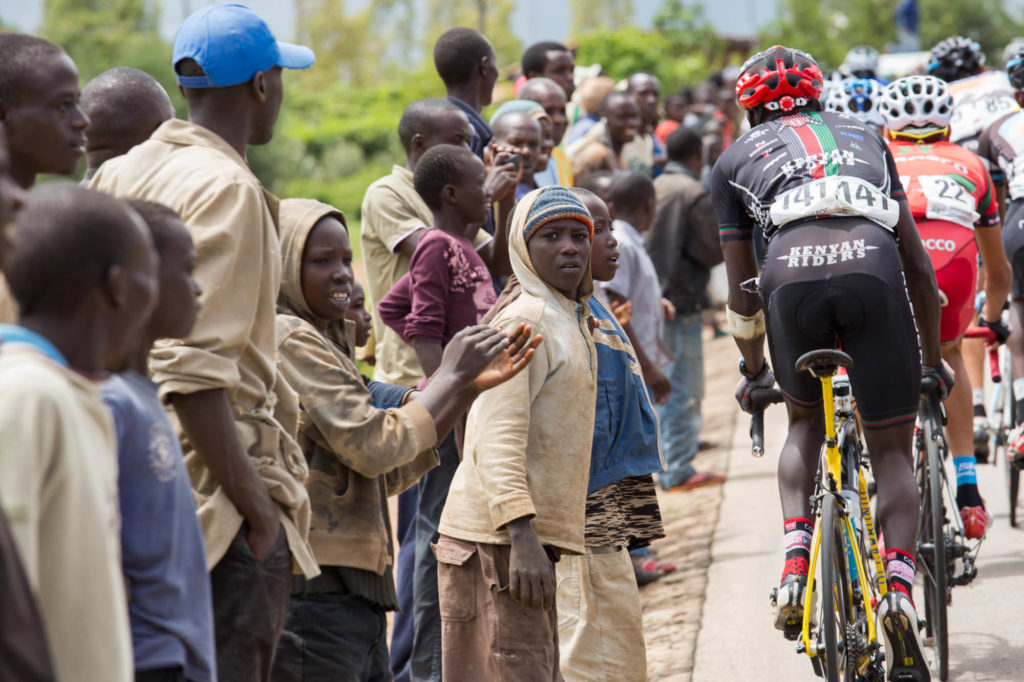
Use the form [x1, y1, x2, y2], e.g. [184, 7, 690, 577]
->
[928, 36, 1020, 458]
[715, 45, 943, 681]
[822, 77, 886, 135]
[977, 45, 1024, 455]
[881, 75, 1011, 539]
[928, 36, 1019, 154]
[843, 45, 886, 84]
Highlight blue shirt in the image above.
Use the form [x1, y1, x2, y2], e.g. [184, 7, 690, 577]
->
[101, 371, 216, 682]
[588, 296, 664, 492]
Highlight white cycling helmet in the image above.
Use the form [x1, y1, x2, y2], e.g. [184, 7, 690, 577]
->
[879, 75, 954, 134]
[844, 45, 880, 78]
[839, 78, 885, 127]
[821, 77, 847, 113]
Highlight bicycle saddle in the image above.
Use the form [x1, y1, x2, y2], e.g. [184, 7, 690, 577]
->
[794, 349, 854, 378]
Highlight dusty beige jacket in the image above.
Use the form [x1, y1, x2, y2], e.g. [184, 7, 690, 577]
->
[275, 199, 438, 572]
[439, 188, 598, 554]
[89, 119, 316, 576]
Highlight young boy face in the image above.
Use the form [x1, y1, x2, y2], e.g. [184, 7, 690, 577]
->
[451, 155, 491, 230]
[301, 215, 354, 321]
[150, 219, 202, 341]
[344, 280, 373, 348]
[631, 75, 661, 126]
[665, 95, 688, 123]
[3, 52, 89, 179]
[542, 50, 576, 100]
[606, 98, 640, 147]
[529, 85, 568, 144]
[581, 195, 618, 282]
[527, 218, 591, 299]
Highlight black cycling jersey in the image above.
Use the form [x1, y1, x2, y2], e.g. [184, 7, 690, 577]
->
[977, 110, 1024, 191]
[711, 110, 905, 244]
[1003, 200, 1024, 296]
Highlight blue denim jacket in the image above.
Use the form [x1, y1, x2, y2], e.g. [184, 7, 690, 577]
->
[588, 296, 664, 493]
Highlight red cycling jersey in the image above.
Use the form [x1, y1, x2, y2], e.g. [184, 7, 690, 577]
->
[888, 138, 998, 342]
[887, 139, 999, 228]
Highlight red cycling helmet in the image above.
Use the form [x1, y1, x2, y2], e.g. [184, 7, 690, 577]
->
[735, 45, 824, 113]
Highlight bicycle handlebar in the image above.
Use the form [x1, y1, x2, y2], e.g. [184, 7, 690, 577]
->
[963, 326, 1002, 384]
[749, 388, 784, 458]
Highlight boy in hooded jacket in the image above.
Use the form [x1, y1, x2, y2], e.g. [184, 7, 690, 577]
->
[436, 186, 598, 681]
[270, 199, 539, 680]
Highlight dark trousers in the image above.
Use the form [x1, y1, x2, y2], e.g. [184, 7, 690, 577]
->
[210, 524, 291, 682]
[410, 432, 459, 681]
[390, 487, 418, 682]
[272, 592, 392, 682]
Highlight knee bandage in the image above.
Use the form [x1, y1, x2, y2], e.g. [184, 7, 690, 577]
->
[727, 307, 766, 340]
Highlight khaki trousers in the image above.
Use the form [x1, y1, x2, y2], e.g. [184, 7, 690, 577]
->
[435, 535, 562, 682]
[556, 547, 647, 681]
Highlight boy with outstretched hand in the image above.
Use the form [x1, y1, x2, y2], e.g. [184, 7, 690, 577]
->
[270, 198, 538, 680]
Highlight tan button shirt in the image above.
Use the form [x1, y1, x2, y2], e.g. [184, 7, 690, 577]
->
[90, 119, 317, 577]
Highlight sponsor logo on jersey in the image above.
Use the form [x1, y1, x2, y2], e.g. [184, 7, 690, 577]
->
[923, 238, 957, 252]
[777, 239, 879, 268]
[839, 131, 865, 141]
[780, 150, 857, 176]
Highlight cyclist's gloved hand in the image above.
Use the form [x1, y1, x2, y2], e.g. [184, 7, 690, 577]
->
[979, 316, 1011, 345]
[735, 361, 775, 413]
[922, 361, 955, 400]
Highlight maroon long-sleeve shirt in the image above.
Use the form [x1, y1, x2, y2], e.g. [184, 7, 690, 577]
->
[378, 228, 497, 347]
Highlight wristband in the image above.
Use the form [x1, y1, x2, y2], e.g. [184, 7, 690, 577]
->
[740, 357, 767, 380]
[727, 307, 766, 340]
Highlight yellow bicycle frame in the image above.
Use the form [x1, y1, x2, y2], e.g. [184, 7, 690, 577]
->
[800, 373, 886, 671]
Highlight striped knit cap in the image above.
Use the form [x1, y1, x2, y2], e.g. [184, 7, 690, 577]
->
[522, 186, 594, 242]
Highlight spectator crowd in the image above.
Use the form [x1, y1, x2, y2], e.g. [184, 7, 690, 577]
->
[0, 3, 734, 681]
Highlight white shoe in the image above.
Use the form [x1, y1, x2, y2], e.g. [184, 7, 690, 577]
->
[877, 591, 931, 681]
[771, 574, 816, 640]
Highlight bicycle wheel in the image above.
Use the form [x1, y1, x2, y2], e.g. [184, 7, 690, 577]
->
[919, 411, 949, 680]
[819, 494, 856, 682]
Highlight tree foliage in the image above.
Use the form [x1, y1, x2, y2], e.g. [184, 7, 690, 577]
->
[918, 0, 1024, 64]
[573, 0, 725, 90]
[40, 0, 179, 110]
[762, 0, 1024, 71]
[571, 0, 635, 38]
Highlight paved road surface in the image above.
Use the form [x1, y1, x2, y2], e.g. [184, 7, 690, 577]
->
[693, 398, 1024, 681]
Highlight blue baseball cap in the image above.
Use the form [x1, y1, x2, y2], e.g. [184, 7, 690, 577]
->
[173, 3, 315, 89]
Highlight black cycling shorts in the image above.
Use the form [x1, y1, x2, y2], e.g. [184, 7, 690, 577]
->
[1003, 199, 1024, 297]
[760, 218, 921, 430]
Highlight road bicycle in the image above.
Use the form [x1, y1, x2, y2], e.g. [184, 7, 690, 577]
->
[752, 349, 887, 682]
[917, 340, 990, 681]
[965, 326, 1023, 527]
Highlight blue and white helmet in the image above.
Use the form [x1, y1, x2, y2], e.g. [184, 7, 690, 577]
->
[825, 78, 885, 128]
